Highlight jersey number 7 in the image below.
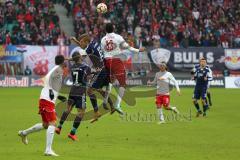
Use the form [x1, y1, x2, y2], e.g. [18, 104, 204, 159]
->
[73, 71, 79, 85]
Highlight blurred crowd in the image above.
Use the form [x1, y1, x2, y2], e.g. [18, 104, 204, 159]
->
[0, 0, 68, 45]
[67, 0, 240, 48]
[1, 0, 240, 48]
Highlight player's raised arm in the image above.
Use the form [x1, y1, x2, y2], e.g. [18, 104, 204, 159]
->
[120, 41, 145, 53]
[207, 67, 213, 81]
[70, 34, 91, 49]
[70, 37, 81, 45]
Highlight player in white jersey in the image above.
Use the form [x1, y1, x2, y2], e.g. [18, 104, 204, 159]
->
[101, 23, 145, 114]
[18, 55, 66, 156]
[147, 62, 181, 124]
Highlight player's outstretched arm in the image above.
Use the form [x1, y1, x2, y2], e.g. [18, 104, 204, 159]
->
[70, 37, 81, 46]
[120, 42, 145, 53]
[147, 80, 153, 85]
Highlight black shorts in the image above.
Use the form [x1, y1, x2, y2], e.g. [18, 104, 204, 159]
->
[90, 68, 110, 89]
[68, 85, 87, 109]
[67, 94, 86, 109]
[193, 86, 207, 100]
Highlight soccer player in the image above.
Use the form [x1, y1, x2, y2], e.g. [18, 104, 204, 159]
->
[18, 55, 66, 156]
[55, 52, 91, 140]
[192, 58, 213, 117]
[101, 23, 145, 114]
[191, 62, 213, 106]
[70, 34, 116, 121]
[147, 62, 181, 124]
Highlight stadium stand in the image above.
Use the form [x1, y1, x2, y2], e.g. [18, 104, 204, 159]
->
[66, 0, 240, 48]
[1, 0, 239, 48]
[0, 0, 67, 45]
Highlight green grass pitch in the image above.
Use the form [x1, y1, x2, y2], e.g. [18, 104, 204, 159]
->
[0, 87, 240, 160]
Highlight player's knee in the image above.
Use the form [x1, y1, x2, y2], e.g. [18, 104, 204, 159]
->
[193, 99, 197, 104]
[66, 108, 72, 113]
[202, 99, 207, 105]
[164, 106, 170, 110]
[119, 82, 126, 88]
[43, 123, 48, 129]
[87, 88, 93, 95]
[78, 109, 85, 117]
[66, 105, 73, 112]
[48, 120, 56, 126]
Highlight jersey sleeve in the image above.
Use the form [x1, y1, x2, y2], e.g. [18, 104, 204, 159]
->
[117, 34, 125, 44]
[44, 66, 58, 88]
[168, 72, 180, 92]
[49, 67, 63, 91]
[100, 38, 105, 52]
[207, 68, 213, 81]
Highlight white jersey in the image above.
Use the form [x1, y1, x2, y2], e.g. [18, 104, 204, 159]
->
[152, 71, 180, 95]
[101, 33, 125, 58]
[40, 65, 63, 104]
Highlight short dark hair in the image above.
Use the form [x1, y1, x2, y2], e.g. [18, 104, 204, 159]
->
[200, 57, 206, 61]
[105, 23, 114, 33]
[72, 52, 81, 63]
[55, 55, 65, 65]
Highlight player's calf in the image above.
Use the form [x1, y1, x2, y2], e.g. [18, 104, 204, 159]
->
[68, 109, 84, 141]
[202, 99, 209, 116]
[193, 99, 203, 117]
[56, 109, 71, 134]
[45, 121, 57, 155]
[207, 91, 212, 106]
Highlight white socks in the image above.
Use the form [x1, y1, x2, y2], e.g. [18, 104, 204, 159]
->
[157, 108, 164, 121]
[22, 123, 44, 135]
[21, 123, 56, 153]
[45, 125, 55, 152]
[103, 83, 113, 104]
[115, 87, 125, 108]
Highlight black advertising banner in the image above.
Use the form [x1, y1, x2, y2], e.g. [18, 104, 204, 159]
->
[148, 47, 240, 72]
[119, 77, 225, 88]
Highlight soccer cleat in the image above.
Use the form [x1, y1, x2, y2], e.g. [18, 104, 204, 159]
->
[90, 111, 102, 123]
[18, 131, 28, 145]
[110, 107, 116, 115]
[55, 127, 61, 135]
[157, 121, 166, 124]
[171, 107, 180, 114]
[196, 111, 203, 117]
[209, 101, 212, 106]
[114, 106, 124, 115]
[203, 112, 207, 117]
[44, 150, 59, 156]
[68, 133, 78, 141]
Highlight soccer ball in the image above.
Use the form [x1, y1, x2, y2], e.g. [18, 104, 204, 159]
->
[96, 3, 107, 13]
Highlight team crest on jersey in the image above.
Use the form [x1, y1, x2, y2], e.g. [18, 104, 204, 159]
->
[224, 49, 240, 70]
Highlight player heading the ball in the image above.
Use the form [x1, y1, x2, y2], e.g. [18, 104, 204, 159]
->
[101, 23, 145, 115]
